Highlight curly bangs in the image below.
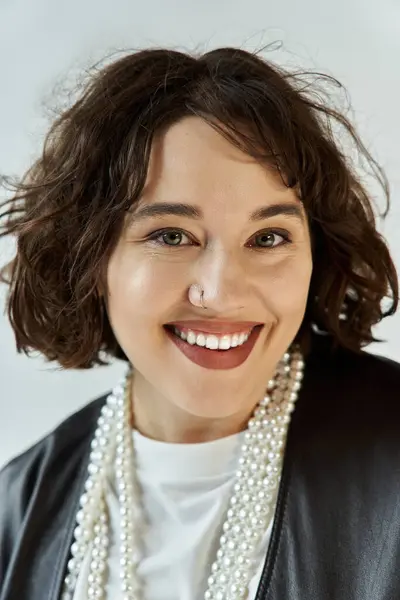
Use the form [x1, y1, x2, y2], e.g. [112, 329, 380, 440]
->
[0, 46, 398, 368]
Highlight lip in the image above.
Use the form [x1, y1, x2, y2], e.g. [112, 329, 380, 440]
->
[165, 320, 263, 335]
[164, 324, 264, 370]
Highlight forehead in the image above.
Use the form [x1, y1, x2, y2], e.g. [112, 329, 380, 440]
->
[139, 116, 300, 211]
[124, 119, 307, 232]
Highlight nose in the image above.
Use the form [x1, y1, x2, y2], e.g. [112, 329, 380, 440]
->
[190, 248, 247, 314]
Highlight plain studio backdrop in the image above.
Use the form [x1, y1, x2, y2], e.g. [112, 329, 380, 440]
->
[0, 0, 399, 469]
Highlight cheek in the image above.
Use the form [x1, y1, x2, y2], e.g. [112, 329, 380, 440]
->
[260, 256, 312, 317]
[106, 253, 182, 321]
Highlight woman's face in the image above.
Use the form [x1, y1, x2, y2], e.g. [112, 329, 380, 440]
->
[106, 116, 313, 439]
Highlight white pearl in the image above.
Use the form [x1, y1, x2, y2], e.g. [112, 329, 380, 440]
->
[84, 478, 95, 491]
[79, 492, 89, 506]
[73, 526, 83, 540]
[88, 463, 99, 476]
[64, 573, 75, 587]
[234, 568, 246, 581]
[76, 510, 86, 524]
[70, 542, 81, 557]
[62, 352, 305, 600]
[240, 541, 253, 553]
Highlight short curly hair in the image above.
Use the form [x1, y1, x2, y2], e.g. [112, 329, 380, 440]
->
[0, 46, 398, 369]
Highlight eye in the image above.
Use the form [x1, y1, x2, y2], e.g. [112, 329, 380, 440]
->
[144, 228, 291, 249]
[249, 230, 291, 249]
[146, 228, 193, 247]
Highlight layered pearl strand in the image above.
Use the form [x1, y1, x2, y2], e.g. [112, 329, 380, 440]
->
[62, 346, 304, 600]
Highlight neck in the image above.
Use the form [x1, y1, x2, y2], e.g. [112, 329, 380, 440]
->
[130, 372, 260, 444]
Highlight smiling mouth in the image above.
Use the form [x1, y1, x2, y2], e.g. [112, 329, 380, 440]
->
[164, 324, 258, 351]
[163, 324, 264, 370]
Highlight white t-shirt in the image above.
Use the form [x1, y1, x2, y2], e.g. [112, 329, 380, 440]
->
[73, 429, 276, 600]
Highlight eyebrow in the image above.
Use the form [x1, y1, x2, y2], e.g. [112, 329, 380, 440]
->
[126, 201, 305, 225]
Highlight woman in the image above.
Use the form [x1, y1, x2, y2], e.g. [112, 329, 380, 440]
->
[0, 46, 399, 600]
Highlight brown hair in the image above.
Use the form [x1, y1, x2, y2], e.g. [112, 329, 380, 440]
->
[0, 47, 397, 368]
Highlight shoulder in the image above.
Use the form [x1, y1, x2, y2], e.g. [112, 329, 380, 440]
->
[307, 331, 400, 384]
[339, 343, 398, 390]
[0, 393, 106, 582]
[336, 343, 400, 389]
[303, 333, 400, 424]
[0, 393, 106, 482]
[0, 394, 106, 490]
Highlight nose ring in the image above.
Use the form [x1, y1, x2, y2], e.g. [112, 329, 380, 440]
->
[200, 288, 207, 310]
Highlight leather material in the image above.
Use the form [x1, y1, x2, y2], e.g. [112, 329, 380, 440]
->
[1, 334, 400, 599]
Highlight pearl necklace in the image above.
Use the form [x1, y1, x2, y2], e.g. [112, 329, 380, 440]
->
[62, 347, 304, 600]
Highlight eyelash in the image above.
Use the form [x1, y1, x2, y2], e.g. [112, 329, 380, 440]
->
[144, 227, 292, 250]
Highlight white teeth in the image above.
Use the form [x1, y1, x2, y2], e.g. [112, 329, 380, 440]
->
[206, 335, 219, 350]
[186, 331, 197, 345]
[194, 333, 206, 347]
[239, 332, 247, 345]
[173, 327, 252, 350]
[230, 334, 240, 348]
[179, 329, 188, 341]
[219, 335, 233, 350]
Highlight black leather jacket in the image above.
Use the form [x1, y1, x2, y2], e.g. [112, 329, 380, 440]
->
[2, 335, 400, 599]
